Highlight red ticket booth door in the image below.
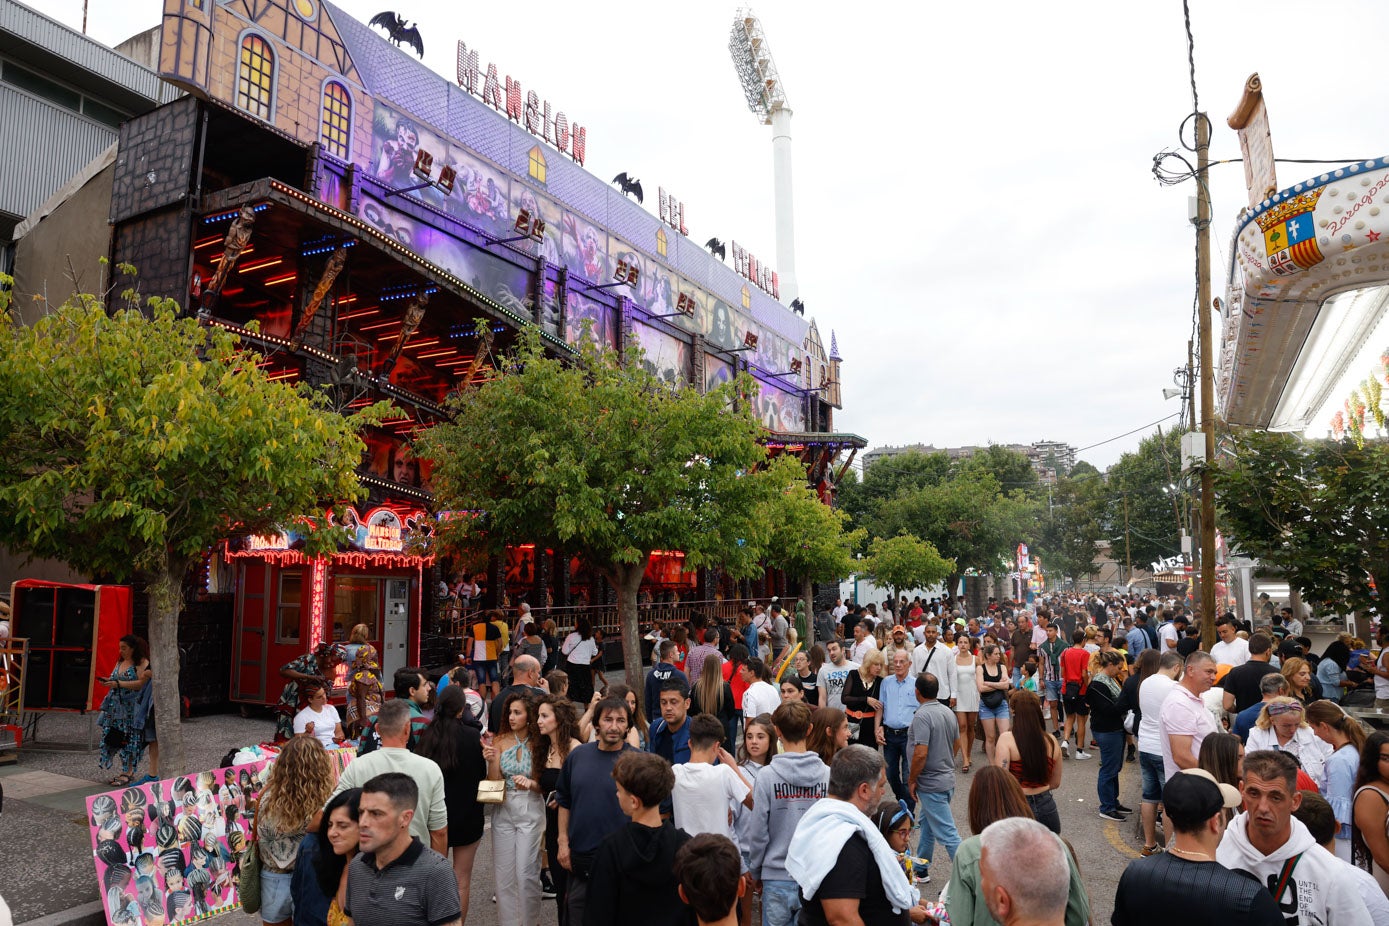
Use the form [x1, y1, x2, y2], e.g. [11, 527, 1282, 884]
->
[233, 561, 273, 703]
[11, 581, 132, 711]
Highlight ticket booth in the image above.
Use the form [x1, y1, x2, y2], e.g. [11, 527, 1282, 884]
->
[9, 580, 132, 711]
[225, 505, 431, 705]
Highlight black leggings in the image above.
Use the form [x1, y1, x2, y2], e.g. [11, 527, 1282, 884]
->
[1026, 790, 1062, 834]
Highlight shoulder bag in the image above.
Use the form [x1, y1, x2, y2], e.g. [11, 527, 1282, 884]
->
[238, 804, 262, 914]
[477, 778, 507, 805]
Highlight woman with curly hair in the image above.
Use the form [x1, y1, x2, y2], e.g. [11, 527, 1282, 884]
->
[255, 736, 335, 926]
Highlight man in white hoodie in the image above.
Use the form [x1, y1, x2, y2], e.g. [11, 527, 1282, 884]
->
[1216, 749, 1372, 925]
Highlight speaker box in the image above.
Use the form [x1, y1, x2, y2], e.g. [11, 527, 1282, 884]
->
[52, 651, 94, 710]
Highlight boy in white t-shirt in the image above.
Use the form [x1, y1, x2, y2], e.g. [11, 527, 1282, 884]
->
[672, 715, 753, 843]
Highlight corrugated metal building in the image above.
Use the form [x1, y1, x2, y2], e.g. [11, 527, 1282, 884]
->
[0, 0, 174, 272]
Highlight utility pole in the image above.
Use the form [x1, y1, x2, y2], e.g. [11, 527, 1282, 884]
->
[1123, 494, 1132, 586]
[1196, 113, 1218, 650]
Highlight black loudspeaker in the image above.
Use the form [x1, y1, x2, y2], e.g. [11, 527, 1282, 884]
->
[56, 589, 96, 647]
[52, 651, 94, 710]
[17, 586, 57, 645]
[23, 649, 51, 708]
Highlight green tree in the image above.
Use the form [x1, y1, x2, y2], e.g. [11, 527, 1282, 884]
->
[875, 470, 1039, 587]
[0, 279, 381, 775]
[761, 483, 865, 646]
[1036, 462, 1106, 587]
[1104, 427, 1186, 570]
[861, 533, 955, 605]
[954, 444, 1041, 500]
[1212, 429, 1389, 621]
[837, 450, 951, 532]
[417, 329, 795, 687]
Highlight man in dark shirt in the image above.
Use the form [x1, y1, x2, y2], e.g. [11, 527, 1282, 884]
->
[1220, 633, 1279, 715]
[1176, 622, 1202, 659]
[557, 696, 636, 926]
[787, 746, 927, 926]
[487, 654, 546, 733]
[346, 772, 461, 926]
[1111, 768, 1281, 924]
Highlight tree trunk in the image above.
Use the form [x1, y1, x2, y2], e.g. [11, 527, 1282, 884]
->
[801, 576, 814, 648]
[146, 557, 188, 778]
[611, 558, 650, 690]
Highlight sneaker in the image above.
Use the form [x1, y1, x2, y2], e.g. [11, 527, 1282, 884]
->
[1115, 803, 1135, 813]
[1074, 750, 1092, 760]
[1126, 748, 1137, 763]
[1097, 809, 1126, 821]
[1140, 844, 1164, 857]
[1060, 739, 1070, 758]
[540, 870, 557, 899]
[914, 871, 930, 885]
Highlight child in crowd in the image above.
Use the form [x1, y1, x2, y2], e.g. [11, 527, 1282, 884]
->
[585, 752, 692, 926]
[672, 716, 753, 843]
[1020, 658, 1039, 694]
[675, 834, 745, 926]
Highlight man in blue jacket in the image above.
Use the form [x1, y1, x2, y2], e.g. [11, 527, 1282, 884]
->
[649, 679, 693, 766]
[644, 640, 689, 723]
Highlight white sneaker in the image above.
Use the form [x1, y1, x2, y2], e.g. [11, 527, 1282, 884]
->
[1075, 750, 1093, 760]
[1060, 739, 1070, 758]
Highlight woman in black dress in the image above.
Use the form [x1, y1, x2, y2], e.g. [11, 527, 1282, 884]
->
[536, 694, 582, 924]
[415, 686, 486, 923]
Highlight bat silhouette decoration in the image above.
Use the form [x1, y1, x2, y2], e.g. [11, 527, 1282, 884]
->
[369, 12, 424, 58]
[612, 172, 643, 204]
[705, 238, 726, 261]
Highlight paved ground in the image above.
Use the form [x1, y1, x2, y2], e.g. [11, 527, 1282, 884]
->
[0, 704, 1143, 925]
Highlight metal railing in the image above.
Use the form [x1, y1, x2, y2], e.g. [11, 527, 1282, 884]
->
[435, 597, 755, 638]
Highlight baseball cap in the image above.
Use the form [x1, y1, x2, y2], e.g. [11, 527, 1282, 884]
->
[1163, 769, 1241, 827]
[891, 625, 906, 634]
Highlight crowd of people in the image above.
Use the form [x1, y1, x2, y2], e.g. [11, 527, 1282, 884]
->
[251, 592, 1389, 925]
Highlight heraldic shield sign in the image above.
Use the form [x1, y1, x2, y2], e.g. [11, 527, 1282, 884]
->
[1258, 189, 1325, 276]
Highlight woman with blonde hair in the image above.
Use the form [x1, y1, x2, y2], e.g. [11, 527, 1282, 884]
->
[345, 624, 382, 737]
[255, 736, 335, 926]
[691, 651, 737, 749]
[1281, 656, 1316, 705]
[841, 648, 885, 747]
[1247, 696, 1333, 784]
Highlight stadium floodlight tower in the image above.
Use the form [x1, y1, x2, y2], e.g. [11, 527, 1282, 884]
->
[729, 10, 798, 304]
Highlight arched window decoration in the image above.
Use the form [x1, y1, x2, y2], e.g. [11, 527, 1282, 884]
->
[236, 34, 275, 120]
[741, 285, 751, 309]
[656, 227, 668, 257]
[320, 81, 351, 158]
[528, 145, 547, 183]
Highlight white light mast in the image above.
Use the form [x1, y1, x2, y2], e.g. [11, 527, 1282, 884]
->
[729, 10, 797, 304]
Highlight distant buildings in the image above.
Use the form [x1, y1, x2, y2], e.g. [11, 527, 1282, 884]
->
[862, 440, 1079, 484]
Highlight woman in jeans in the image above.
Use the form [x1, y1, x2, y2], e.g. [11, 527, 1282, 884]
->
[483, 691, 545, 926]
[991, 690, 1063, 833]
[975, 644, 1012, 765]
[255, 736, 335, 926]
[1084, 650, 1129, 821]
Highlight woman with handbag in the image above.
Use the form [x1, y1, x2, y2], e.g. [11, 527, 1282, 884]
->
[483, 691, 546, 926]
[416, 687, 487, 923]
[253, 736, 335, 926]
[97, 635, 151, 786]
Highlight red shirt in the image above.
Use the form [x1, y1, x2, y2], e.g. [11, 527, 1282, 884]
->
[1060, 646, 1091, 693]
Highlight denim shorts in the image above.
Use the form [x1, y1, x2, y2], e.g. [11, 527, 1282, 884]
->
[979, 699, 1010, 721]
[1139, 751, 1165, 803]
[473, 660, 498, 683]
[1045, 679, 1063, 701]
[259, 869, 293, 922]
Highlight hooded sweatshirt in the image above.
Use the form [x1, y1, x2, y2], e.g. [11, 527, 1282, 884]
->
[1216, 812, 1373, 925]
[744, 750, 830, 883]
[583, 821, 694, 926]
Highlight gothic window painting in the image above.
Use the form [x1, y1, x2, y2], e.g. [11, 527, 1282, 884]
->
[656, 226, 668, 257]
[320, 82, 351, 158]
[236, 34, 275, 121]
[528, 145, 547, 183]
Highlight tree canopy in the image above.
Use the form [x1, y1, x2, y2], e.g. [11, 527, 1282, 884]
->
[1104, 427, 1186, 570]
[1035, 463, 1107, 586]
[1212, 429, 1389, 618]
[862, 533, 955, 603]
[0, 273, 382, 774]
[417, 328, 799, 685]
[761, 482, 865, 642]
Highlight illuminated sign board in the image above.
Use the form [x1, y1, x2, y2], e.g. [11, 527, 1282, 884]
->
[364, 508, 405, 552]
[456, 40, 588, 165]
[248, 532, 291, 551]
[730, 240, 779, 300]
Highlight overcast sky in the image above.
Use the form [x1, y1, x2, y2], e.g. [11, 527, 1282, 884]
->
[39, 0, 1389, 468]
